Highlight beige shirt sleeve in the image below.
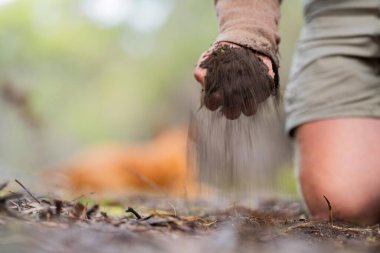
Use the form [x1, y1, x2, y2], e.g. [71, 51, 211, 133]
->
[214, 0, 281, 69]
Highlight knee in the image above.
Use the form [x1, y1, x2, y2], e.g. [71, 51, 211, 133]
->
[295, 120, 380, 225]
[299, 168, 380, 225]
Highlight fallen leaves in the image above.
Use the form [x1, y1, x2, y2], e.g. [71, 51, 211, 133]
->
[0, 180, 379, 253]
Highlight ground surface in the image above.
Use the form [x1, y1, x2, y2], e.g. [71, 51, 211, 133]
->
[0, 181, 379, 253]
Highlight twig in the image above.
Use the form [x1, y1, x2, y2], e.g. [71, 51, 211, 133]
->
[14, 179, 41, 204]
[141, 214, 154, 221]
[286, 221, 317, 232]
[0, 192, 24, 219]
[323, 195, 333, 226]
[54, 199, 63, 217]
[331, 225, 373, 233]
[126, 207, 142, 220]
[167, 201, 177, 217]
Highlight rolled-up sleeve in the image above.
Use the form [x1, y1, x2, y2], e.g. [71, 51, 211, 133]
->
[214, 0, 281, 69]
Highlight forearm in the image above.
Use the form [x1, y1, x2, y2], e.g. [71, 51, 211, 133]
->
[214, 0, 281, 69]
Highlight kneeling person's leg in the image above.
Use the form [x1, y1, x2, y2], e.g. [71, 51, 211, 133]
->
[297, 118, 380, 225]
[286, 54, 380, 224]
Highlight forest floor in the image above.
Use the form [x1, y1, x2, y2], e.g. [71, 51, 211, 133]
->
[0, 181, 379, 253]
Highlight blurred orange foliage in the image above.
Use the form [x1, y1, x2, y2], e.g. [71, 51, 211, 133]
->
[47, 128, 198, 197]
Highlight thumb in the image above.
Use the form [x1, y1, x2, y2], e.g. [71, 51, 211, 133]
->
[194, 67, 207, 86]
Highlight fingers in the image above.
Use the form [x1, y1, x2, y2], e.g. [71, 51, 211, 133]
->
[203, 90, 254, 119]
[203, 91, 223, 111]
[241, 98, 257, 116]
[222, 106, 241, 120]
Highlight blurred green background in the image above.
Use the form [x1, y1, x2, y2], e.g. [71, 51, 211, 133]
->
[0, 0, 303, 181]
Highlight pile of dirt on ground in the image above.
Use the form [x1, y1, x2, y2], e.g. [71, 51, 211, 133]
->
[0, 180, 379, 253]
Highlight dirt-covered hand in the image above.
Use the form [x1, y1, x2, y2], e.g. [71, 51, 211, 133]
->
[194, 43, 277, 120]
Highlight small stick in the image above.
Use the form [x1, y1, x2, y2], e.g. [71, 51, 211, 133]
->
[126, 207, 142, 220]
[167, 201, 177, 217]
[0, 192, 24, 219]
[323, 195, 333, 226]
[14, 179, 41, 204]
[54, 199, 63, 217]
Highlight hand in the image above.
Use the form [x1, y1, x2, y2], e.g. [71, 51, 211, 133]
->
[194, 42, 276, 119]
